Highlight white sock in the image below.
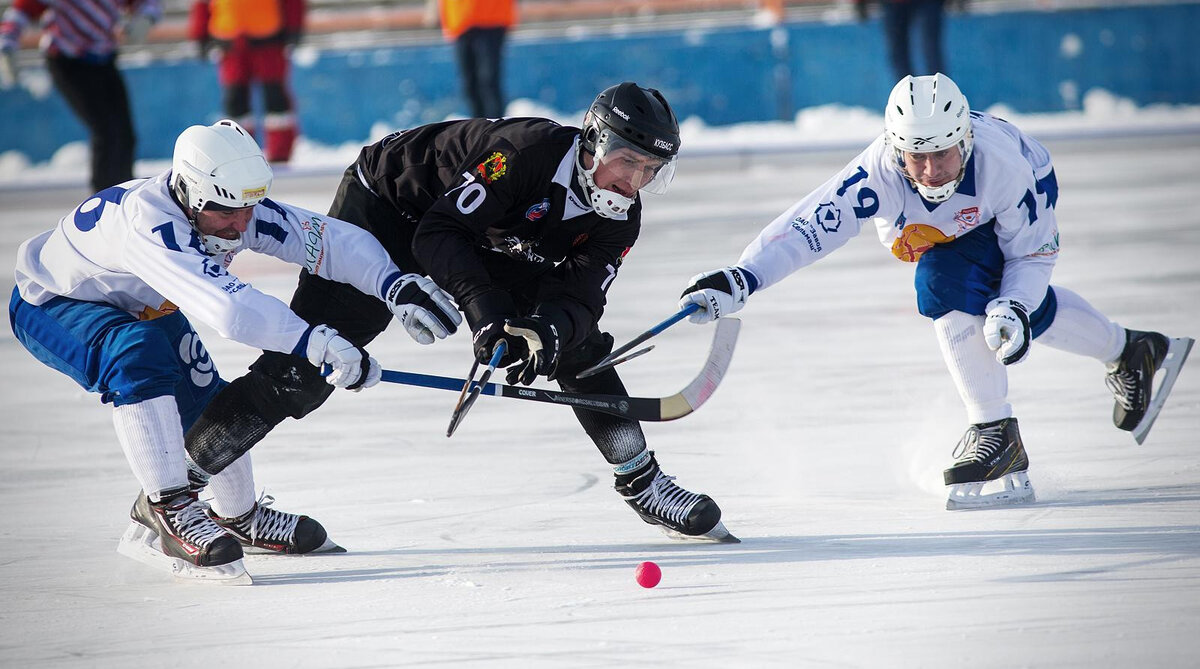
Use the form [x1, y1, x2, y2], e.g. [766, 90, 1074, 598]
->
[1034, 286, 1125, 365]
[934, 311, 1012, 424]
[112, 396, 188, 501]
[206, 453, 256, 519]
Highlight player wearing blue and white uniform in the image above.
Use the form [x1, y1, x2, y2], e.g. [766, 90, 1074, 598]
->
[680, 74, 1193, 509]
[9, 120, 460, 582]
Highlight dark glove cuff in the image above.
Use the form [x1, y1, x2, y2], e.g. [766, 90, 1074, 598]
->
[532, 303, 575, 350]
[463, 289, 518, 332]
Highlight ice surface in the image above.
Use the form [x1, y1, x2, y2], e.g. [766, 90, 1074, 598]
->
[0, 126, 1197, 668]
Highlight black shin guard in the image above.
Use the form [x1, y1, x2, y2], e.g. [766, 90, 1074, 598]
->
[186, 353, 335, 473]
[556, 331, 648, 465]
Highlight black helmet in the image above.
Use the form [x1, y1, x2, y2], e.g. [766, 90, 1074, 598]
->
[582, 82, 680, 160]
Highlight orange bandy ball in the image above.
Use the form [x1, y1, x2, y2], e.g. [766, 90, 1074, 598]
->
[635, 561, 661, 588]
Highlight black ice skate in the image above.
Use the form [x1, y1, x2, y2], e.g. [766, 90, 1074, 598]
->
[615, 452, 738, 543]
[943, 417, 1035, 510]
[210, 494, 344, 555]
[1106, 329, 1194, 444]
[116, 488, 251, 584]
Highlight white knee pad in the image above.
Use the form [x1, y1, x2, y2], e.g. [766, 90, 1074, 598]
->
[933, 311, 1012, 424]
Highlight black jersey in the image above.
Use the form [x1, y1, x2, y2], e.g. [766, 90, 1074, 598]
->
[354, 117, 642, 348]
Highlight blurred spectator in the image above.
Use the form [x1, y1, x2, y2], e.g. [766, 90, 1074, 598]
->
[426, 0, 516, 118]
[855, 0, 950, 82]
[189, 0, 305, 163]
[0, 0, 160, 192]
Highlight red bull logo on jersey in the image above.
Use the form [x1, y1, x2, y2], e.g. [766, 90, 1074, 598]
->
[526, 199, 550, 221]
[477, 152, 508, 184]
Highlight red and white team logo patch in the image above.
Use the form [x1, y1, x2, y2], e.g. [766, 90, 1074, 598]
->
[954, 207, 981, 232]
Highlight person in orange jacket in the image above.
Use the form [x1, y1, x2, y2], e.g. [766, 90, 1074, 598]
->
[189, 0, 304, 163]
[427, 0, 516, 118]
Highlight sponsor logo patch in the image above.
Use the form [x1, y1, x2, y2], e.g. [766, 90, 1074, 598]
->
[526, 198, 551, 221]
[242, 185, 267, 200]
[476, 152, 508, 184]
[814, 202, 842, 233]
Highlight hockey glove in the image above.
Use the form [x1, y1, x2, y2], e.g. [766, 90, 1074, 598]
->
[502, 316, 561, 386]
[303, 324, 380, 390]
[679, 266, 752, 324]
[384, 273, 462, 345]
[471, 320, 527, 368]
[983, 298, 1031, 366]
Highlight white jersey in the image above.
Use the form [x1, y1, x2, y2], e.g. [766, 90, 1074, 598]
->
[15, 170, 402, 355]
[738, 113, 1061, 310]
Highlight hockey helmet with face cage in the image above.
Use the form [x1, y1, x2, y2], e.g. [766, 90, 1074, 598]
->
[171, 119, 272, 253]
[884, 73, 974, 203]
[577, 82, 680, 218]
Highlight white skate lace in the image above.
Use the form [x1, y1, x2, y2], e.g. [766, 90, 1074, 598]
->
[951, 423, 1006, 464]
[241, 493, 300, 545]
[166, 498, 228, 549]
[624, 470, 703, 526]
[1105, 369, 1138, 411]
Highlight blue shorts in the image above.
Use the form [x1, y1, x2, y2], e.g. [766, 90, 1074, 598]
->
[914, 222, 1057, 338]
[9, 287, 225, 431]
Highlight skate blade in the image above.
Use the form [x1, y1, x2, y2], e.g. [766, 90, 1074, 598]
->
[242, 537, 347, 555]
[1131, 336, 1193, 445]
[660, 520, 741, 544]
[946, 471, 1036, 510]
[117, 521, 253, 585]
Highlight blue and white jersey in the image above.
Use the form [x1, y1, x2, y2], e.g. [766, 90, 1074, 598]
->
[14, 170, 402, 355]
[738, 113, 1062, 311]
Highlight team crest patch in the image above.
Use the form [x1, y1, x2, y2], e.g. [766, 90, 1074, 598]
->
[477, 152, 508, 183]
[526, 198, 551, 221]
[954, 206, 981, 232]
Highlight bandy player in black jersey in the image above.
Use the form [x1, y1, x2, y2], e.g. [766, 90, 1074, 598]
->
[187, 82, 736, 543]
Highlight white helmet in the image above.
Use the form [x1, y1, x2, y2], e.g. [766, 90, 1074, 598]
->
[884, 73, 974, 203]
[171, 119, 272, 253]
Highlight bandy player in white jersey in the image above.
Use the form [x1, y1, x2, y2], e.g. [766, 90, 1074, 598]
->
[9, 120, 461, 582]
[679, 74, 1193, 510]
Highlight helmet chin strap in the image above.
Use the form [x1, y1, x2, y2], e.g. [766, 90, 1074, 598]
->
[200, 233, 243, 255]
[576, 151, 634, 219]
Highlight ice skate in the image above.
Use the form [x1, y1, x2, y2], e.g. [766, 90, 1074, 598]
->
[1106, 329, 1194, 444]
[116, 488, 251, 584]
[943, 418, 1035, 510]
[615, 452, 738, 543]
[210, 493, 345, 554]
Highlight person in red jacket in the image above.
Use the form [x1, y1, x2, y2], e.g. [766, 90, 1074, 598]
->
[189, 0, 304, 163]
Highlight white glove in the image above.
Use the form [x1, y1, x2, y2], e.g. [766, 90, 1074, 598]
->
[983, 298, 1031, 366]
[384, 273, 462, 345]
[0, 50, 17, 90]
[122, 14, 153, 45]
[304, 324, 379, 390]
[678, 266, 752, 324]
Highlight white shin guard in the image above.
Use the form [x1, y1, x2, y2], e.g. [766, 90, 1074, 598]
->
[112, 396, 189, 501]
[934, 311, 1012, 424]
[1034, 286, 1125, 364]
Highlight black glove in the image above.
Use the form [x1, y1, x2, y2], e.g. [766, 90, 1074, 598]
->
[502, 316, 562, 385]
[471, 319, 527, 367]
[463, 289, 523, 365]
